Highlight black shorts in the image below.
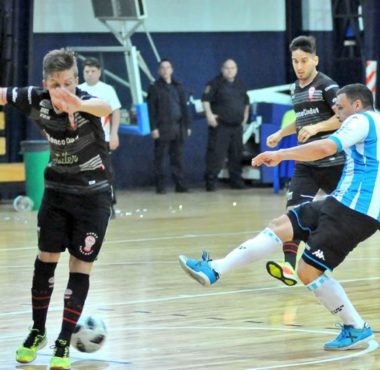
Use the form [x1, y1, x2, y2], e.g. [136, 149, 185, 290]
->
[38, 189, 112, 262]
[287, 197, 379, 271]
[286, 163, 344, 207]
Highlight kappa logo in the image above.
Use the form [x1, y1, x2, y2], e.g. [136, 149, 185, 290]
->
[312, 249, 325, 260]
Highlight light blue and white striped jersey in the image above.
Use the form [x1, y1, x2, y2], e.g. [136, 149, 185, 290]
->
[329, 111, 380, 222]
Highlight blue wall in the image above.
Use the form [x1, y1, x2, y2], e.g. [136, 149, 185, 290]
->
[30, 31, 288, 188]
[29, 31, 343, 189]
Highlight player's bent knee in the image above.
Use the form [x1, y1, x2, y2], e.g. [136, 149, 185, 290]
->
[267, 214, 293, 241]
[297, 259, 323, 285]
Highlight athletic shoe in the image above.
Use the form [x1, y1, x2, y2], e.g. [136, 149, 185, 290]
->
[16, 328, 47, 363]
[324, 323, 374, 350]
[49, 339, 71, 370]
[266, 260, 298, 286]
[178, 251, 219, 287]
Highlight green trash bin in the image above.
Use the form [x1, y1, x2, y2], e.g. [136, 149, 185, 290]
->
[20, 140, 50, 210]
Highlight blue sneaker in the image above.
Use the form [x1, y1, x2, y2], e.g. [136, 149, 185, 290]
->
[324, 323, 374, 350]
[178, 251, 219, 287]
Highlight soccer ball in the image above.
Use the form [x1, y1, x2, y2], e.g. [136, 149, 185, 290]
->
[71, 315, 107, 353]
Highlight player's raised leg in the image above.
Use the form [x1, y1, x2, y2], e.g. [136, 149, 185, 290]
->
[179, 218, 290, 286]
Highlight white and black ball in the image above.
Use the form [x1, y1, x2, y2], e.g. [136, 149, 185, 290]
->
[71, 315, 107, 353]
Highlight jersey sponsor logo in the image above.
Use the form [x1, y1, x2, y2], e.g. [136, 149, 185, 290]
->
[295, 107, 320, 118]
[79, 232, 98, 256]
[45, 132, 79, 146]
[312, 249, 325, 260]
[52, 151, 79, 165]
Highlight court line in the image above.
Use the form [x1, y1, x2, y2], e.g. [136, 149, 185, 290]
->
[247, 339, 379, 370]
[1, 275, 380, 318]
[2, 327, 377, 369]
[0, 230, 257, 252]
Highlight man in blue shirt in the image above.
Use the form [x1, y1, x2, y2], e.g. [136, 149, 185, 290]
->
[179, 84, 379, 351]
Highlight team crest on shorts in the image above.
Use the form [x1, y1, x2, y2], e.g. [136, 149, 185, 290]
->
[80, 232, 98, 256]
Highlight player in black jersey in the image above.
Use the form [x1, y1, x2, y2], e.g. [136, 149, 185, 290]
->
[265, 36, 344, 286]
[0, 48, 112, 369]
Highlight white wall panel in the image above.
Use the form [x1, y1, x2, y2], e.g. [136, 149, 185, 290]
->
[34, 0, 286, 33]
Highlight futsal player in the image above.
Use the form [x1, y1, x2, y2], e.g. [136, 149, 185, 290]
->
[0, 48, 113, 369]
[265, 36, 344, 286]
[179, 84, 379, 350]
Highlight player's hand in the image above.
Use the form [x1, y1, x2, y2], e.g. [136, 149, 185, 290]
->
[251, 151, 281, 167]
[151, 129, 159, 139]
[298, 125, 317, 142]
[109, 133, 119, 150]
[50, 88, 82, 114]
[266, 131, 282, 148]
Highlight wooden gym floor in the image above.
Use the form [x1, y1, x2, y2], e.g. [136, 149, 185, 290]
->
[0, 187, 379, 370]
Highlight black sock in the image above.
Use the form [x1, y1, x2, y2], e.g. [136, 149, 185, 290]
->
[283, 240, 300, 269]
[31, 257, 57, 334]
[58, 272, 89, 343]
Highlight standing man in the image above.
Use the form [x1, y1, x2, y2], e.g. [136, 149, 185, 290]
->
[265, 36, 344, 285]
[5, 48, 112, 369]
[79, 57, 121, 216]
[202, 59, 250, 191]
[147, 59, 192, 194]
[179, 84, 379, 351]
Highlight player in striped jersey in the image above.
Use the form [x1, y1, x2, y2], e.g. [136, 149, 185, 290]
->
[266, 35, 344, 286]
[179, 83, 379, 350]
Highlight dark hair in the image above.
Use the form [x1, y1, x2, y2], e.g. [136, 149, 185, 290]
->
[83, 57, 101, 69]
[289, 35, 316, 54]
[158, 58, 172, 67]
[337, 83, 374, 109]
[43, 48, 78, 79]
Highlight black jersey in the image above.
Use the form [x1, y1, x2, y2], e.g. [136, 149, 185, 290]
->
[6, 86, 112, 194]
[291, 72, 345, 167]
[202, 75, 249, 126]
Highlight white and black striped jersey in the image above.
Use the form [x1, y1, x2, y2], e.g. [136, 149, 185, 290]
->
[291, 72, 345, 167]
[6, 86, 112, 194]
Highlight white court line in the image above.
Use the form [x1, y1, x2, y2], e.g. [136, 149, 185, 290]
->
[1, 326, 377, 369]
[1, 275, 380, 318]
[0, 230, 257, 252]
[248, 340, 379, 370]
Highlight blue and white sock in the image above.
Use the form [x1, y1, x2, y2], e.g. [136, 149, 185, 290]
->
[307, 274, 365, 329]
[210, 228, 282, 275]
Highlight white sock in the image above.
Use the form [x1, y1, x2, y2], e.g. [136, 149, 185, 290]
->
[209, 228, 282, 275]
[307, 274, 365, 328]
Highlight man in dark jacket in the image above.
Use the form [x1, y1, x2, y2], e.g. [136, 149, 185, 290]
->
[202, 59, 250, 191]
[147, 59, 192, 194]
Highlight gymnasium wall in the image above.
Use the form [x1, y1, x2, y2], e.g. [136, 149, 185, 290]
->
[29, 0, 337, 188]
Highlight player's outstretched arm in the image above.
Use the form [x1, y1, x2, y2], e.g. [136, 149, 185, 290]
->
[50, 88, 112, 117]
[252, 139, 338, 167]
